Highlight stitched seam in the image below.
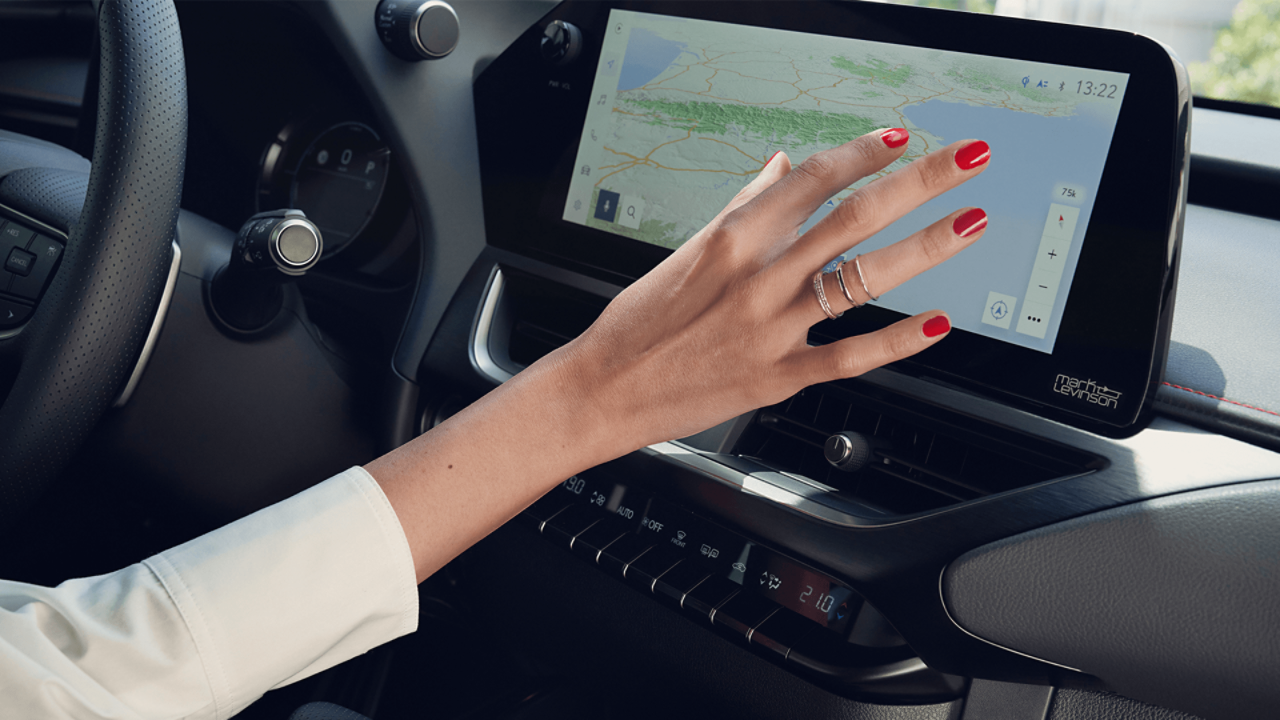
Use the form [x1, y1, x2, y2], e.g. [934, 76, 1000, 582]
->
[347, 468, 420, 637]
[1162, 382, 1280, 417]
[143, 555, 232, 720]
[1156, 396, 1280, 436]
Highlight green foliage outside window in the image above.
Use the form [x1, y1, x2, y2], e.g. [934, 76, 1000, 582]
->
[1189, 0, 1280, 108]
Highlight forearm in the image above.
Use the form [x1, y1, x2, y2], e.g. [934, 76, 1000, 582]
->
[367, 131, 987, 585]
[365, 343, 619, 583]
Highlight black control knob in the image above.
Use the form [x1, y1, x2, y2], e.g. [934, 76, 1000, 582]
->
[211, 210, 322, 332]
[541, 20, 582, 66]
[824, 432, 876, 473]
[375, 0, 460, 61]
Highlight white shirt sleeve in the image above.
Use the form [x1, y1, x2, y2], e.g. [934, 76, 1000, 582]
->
[0, 466, 419, 720]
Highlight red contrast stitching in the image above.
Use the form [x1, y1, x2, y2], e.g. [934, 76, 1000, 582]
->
[1162, 382, 1280, 418]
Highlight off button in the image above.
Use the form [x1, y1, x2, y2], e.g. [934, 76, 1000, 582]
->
[0, 297, 33, 329]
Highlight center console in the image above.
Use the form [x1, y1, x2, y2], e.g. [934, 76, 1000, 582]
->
[417, 0, 1212, 705]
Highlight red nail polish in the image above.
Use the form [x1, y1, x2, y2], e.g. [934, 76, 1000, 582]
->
[954, 140, 990, 170]
[953, 208, 988, 238]
[923, 315, 951, 338]
[767, 151, 782, 165]
[880, 128, 909, 148]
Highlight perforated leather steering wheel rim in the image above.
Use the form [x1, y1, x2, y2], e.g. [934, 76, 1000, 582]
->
[0, 0, 187, 518]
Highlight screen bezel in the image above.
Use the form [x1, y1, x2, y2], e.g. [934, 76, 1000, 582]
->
[473, 0, 1187, 437]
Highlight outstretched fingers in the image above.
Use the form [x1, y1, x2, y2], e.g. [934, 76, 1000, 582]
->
[800, 206, 988, 320]
[735, 128, 912, 236]
[784, 138, 991, 274]
[797, 312, 952, 385]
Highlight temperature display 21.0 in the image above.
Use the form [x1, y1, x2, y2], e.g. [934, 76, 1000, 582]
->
[728, 544, 858, 632]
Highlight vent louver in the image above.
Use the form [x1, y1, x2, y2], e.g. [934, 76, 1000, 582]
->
[733, 384, 1099, 516]
[493, 269, 609, 369]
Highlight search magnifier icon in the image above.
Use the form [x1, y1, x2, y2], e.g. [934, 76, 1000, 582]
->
[626, 206, 636, 218]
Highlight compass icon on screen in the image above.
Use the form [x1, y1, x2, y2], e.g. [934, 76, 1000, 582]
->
[990, 300, 1009, 320]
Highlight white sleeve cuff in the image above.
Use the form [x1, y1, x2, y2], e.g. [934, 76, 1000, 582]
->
[144, 466, 419, 719]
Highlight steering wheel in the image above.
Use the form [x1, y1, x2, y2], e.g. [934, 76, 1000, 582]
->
[0, 0, 186, 520]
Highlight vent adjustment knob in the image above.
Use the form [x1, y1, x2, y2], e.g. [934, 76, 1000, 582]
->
[824, 432, 875, 473]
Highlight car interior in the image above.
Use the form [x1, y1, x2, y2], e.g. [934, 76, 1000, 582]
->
[2, 1, 1279, 719]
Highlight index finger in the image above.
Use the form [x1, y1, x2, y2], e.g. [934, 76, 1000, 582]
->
[733, 127, 911, 236]
[782, 138, 990, 274]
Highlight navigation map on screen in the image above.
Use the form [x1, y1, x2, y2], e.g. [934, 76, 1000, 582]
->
[563, 10, 1129, 353]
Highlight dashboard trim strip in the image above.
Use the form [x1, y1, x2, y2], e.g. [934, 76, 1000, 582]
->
[471, 265, 515, 384]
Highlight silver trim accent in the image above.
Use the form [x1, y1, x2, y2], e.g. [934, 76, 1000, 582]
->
[0, 202, 70, 340]
[937, 567, 1083, 673]
[411, 0, 459, 58]
[471, 266, 515, 383]
[641, 441, 875, 528]
[114, 241, 181, 407]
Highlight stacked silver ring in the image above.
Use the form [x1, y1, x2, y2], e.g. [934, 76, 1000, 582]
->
[853, 254, 879, 302]
[814, 254, 879, 320]
[833, 261, 861, 309]
[813, 272, 841, 320]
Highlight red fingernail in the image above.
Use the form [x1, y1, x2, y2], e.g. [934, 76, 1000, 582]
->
[954, 140, 990, 170]
[953, 208, 988, 238]
[767, 151, 781, 166]
[880, 128, 909, 148]
[923, 315, 951, 338]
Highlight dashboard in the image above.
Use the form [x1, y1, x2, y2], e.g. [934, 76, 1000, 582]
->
[3, 2, 1280, 720]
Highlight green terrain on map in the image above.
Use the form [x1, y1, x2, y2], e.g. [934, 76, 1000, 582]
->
[620, 98, 877, 148]
[830, 56, 913, 87]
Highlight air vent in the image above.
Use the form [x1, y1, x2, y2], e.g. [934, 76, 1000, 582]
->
[490, 268, 609, 369]
[732, 383, 1101, 516]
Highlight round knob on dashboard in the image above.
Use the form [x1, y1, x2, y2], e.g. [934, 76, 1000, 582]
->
[824, 432, 875, 473]
[541, 20, 582, 66]
[375, 0, 460, 61]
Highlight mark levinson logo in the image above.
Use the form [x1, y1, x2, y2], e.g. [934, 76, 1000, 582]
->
[1054, 374, 1122, 409]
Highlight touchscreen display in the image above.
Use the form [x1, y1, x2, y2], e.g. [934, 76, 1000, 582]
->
[562, 10, 1129, 354]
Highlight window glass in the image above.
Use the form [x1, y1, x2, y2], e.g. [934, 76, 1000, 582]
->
[886, 0, 1280, 109]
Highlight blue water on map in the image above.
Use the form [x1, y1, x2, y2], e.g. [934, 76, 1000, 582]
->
[617, 28, 692, 91]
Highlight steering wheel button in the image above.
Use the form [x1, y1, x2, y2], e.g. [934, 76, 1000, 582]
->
[0, 222, 34, 248]
[9, 236, 63, 300]
[5, 247, 35, 277]
[0, 298, 32, 329]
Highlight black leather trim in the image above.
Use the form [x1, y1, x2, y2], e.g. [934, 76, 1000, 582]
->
[942, 480, 1280, 720]
[0, 0, 185, 512]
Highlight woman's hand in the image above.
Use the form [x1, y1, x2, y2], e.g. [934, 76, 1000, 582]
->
[561, 128, 990, 458]
[367, 128, 989, 582]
